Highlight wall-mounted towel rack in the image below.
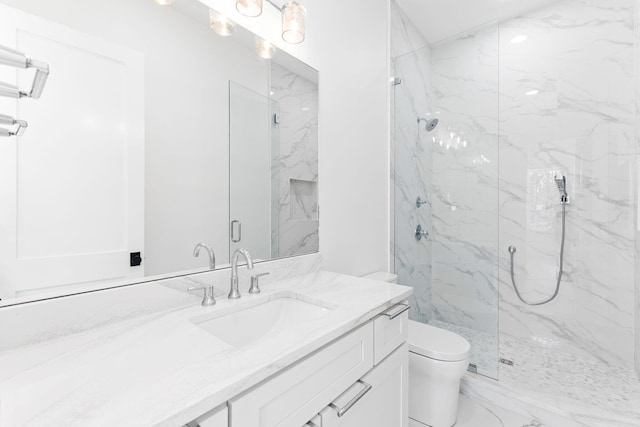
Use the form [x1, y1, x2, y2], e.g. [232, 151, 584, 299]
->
[0, 113, 27, 137]
[0, 44, 49, 99]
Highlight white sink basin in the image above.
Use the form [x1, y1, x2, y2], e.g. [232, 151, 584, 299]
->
[192, 296, 333, 348]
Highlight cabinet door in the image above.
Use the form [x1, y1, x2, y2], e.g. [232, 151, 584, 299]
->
[321, 343, 408, 427]
[229, 323, 374, 427]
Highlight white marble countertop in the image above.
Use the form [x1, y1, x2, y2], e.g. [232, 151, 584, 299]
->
[0, 270, 411, 427]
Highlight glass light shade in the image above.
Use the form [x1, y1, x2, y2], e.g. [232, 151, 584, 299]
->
[236, 0, 263, 17]
[282, 2, 306, 44]
[210, 10, 235, 37]
[256, 38, 275, 59]
[154, 0, 175, 5]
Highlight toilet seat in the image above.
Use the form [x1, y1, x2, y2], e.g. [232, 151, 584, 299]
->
[408, 320, 470, 362]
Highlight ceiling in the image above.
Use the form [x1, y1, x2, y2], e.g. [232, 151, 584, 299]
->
[396, 0, 563, 44]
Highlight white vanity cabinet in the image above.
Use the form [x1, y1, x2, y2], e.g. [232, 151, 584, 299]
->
[318, 343, 408, 427]
[186, 404, 227, 427]
[229, 322, 375, 427]
[188, 303, 409, 427]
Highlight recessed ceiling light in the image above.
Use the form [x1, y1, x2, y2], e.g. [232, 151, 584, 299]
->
[154, 0, 175, 5]
[511, 34, 528, 44]
[526, 89, 539, 96]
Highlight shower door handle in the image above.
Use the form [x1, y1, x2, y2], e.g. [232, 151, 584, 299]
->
[415, 224, 429, 241]
[231, 220, 242, 243]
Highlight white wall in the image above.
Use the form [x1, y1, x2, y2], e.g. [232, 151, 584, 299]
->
[309, 0, 391, 275]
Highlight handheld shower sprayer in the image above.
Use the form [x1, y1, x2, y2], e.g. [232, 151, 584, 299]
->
[508, 174, 569, 306]
[555, 175, 568, 203]
[417, 116, 439, 132]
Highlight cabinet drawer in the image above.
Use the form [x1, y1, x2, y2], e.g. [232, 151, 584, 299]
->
[229, 322, 374, 427]
[186, 404, 227, 427]
[373, 303, 409, 364]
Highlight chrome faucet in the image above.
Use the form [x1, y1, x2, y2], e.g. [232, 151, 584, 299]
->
[193, 242, 216, 270]
[229, 248, 254, 299]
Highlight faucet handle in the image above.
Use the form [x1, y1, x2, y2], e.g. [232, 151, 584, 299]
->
[188, 285, 216, 306]
[249, 272, 270, 294]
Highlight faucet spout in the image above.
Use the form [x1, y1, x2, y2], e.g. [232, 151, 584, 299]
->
[193, 242, 216, 270]
[229, 248, 254, 299]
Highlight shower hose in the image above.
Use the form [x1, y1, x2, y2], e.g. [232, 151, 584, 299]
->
[508, 201, 567, 306]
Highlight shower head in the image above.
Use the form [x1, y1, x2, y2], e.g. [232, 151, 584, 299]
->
[417, 117, 439, 132]
[555, 175, 568, 203]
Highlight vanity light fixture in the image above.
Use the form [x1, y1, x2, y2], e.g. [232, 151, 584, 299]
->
[236, 0, 264, 17]
[154, 0, 175, 5]
[210, 10, 235, 36]
[256, 37, 275, 59]
[237, 0, 308, 45]
[281, 1, 306, 44]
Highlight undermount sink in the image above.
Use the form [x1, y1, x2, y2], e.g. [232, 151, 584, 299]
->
[192, 295, 333, 348]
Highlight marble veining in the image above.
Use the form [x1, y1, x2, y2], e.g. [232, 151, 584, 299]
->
[498, 0, 637, 370]
[0, 253, 323, 352]
[0, 266, 411, 426]
[391, 0, 500, 378]
[393, 0, 639, 385]
[270, 63, 319, 258]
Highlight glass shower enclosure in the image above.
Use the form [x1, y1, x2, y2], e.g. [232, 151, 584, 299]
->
[392, 17, 500, 379]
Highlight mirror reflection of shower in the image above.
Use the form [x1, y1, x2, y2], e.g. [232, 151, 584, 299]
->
[417, 116, 439, 132]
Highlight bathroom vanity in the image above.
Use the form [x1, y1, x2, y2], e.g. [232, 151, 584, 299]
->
[0, 268, 411, 426]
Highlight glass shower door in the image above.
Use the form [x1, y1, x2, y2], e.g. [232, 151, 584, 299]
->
[392, 28, 500, 379]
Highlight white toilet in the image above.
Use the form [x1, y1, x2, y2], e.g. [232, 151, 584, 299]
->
[408, 320, 470, 427]
[362, 272, 471, 427]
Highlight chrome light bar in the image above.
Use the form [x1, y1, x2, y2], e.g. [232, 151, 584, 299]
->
[0, 44, 49, 99]
[0, 113, 27, 137]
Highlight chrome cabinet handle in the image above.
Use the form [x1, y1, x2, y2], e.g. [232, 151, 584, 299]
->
[329, 380, 372, 417]
[231, 220, 242, 243]
[382, 303, 410, 320]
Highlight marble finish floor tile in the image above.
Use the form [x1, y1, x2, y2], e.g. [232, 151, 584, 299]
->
[498, 334, 640, 426]
[409, 394, 546, 427]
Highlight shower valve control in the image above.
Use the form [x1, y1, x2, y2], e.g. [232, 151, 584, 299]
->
[415, 224, 429, 241]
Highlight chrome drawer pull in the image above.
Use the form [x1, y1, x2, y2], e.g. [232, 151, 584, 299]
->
[382, 303, 410, 320]
[330, 380, 372, 417]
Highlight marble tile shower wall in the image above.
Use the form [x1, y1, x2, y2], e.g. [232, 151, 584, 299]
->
[269, 63, 319, 258]
[391, 0, 500, 337]
[634, 0, 640, 379]
[499, 0, 637, 369]
[429, 28, 500, 336]
[391, 1, 433, 323]
[391, 0, 640, 374]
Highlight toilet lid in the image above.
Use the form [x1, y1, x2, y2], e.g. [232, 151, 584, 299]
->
[408, 321, 471, 362]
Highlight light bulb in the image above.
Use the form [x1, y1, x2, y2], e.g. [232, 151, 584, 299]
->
[282, 2, 306, 44]
[256, 38, 275, 59]
[210, 10, 234, 37]
[236, 0, 263, 17]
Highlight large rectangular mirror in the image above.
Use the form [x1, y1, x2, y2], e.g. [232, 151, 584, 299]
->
[0, 0, 318, 305]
